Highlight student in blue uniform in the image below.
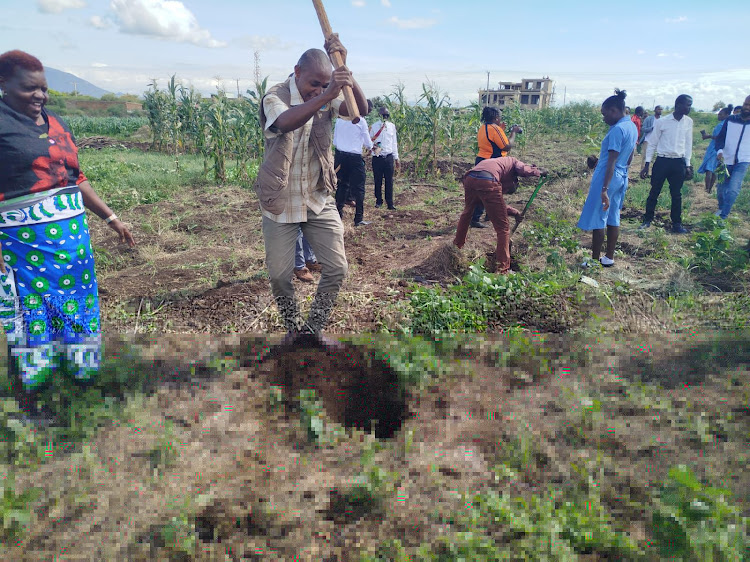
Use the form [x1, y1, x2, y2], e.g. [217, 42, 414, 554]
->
[577, 89, 638, 268]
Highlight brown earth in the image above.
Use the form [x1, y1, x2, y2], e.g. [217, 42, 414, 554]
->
[5, 332, 749, 560]
[3, 137, 748, 560]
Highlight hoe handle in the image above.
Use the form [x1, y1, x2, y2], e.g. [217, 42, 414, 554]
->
[312, 0, 361, 123]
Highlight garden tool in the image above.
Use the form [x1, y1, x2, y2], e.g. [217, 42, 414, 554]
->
[511, 176, 548, 236]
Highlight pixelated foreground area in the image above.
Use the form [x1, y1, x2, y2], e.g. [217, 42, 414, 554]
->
[1, 331, 749, 560]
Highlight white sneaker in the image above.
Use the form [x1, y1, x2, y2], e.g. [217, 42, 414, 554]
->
[599, 256, 615, 267]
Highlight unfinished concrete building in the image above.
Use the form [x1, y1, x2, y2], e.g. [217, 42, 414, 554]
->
[479, 77, 554, 110]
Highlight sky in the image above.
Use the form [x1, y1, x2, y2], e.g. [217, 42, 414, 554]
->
[2, 0, 749, 111]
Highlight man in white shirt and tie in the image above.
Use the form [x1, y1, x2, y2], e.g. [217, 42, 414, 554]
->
[333, 100, 373, 226]
[370, 107, 400, 210]
[640, 94, 694, 234]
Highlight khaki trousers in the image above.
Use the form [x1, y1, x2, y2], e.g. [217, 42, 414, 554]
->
[262, 197, 348, 299]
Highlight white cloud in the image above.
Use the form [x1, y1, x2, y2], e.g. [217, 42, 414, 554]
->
[657, 52, 667, 57]
[37, 0, 87, 13]
[230, 35, 292, 51]
[89, 15, 112, 29]
[387, 16, 437, 30]
[352, 0, 366, 6]
[110, 0, 226, 48]
[91, 62, 109, 68]
[665, 15, 687, 23]
[381, 0, 391, 6]
[637, 49, 645, 55]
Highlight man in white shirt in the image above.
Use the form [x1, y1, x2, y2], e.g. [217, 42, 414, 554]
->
[334, 99, 373, 226]
[715, 94, 750, 219]
[640, 94, 694, 234]
[369, 107, 400, 210]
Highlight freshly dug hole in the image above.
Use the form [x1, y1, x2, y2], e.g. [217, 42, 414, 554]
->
[261, 342, 408, 439]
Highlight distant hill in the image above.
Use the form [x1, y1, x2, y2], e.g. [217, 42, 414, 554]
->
[45, 67, 111, 98]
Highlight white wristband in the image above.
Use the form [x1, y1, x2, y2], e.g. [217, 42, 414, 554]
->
[105, 213, 118, 224]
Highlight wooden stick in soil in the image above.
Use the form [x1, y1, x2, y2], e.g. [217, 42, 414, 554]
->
[311, 0, 361, 123]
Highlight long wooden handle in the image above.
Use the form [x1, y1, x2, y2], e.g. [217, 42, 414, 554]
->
[311, 0, 360, 123]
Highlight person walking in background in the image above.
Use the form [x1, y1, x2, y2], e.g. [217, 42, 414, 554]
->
[577, 90, 637, 268]
[370, 107, 400, 210]
[640, 94, 694, 234]
[697, 105, 732, 194]
[334, 99, 373, 226]
[630, 106, 644, 143]
[638, 105, 662, 155]
[256, 38, 368, 344]
[453, 157, 546, 275]
[293, 229, 321, 282]
[714, 95, 750, 219]
[0, 50, 135, 419]
[471, 106, 521, 229]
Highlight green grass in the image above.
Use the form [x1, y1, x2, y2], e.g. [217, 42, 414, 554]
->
[78, 148, 211, 210]
[67, 116, 149, 139]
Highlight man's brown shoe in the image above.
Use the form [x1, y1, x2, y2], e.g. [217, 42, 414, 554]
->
[294, 267, 314, 282]
[306, 261, 322, 273]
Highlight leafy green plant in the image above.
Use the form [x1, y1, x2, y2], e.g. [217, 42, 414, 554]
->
[687, 225, 749, 274]
[1, 474, 41, 545]
[649, 465, 749, 560]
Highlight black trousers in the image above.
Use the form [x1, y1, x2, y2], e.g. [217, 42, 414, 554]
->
[644, 156, 686, 225]
[373, 153, 395, 207]
[335, 150, 366, 223]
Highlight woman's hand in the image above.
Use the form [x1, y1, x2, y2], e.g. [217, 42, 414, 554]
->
[601, 190, 610, 211]
[109, 219, 136, 247]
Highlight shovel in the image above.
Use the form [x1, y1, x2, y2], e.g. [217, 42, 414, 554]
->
[511, 176, 548, 236]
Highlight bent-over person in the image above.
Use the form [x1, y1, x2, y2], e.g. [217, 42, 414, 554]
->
[453, 157, 546, 274]
[256, 37, 368, 344]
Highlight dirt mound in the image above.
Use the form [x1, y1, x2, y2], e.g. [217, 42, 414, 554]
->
[258, 339, 408, 439]
[403, 241, 470, 282]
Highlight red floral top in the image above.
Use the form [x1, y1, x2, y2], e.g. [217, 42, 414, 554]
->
[0, 101, 87, 202]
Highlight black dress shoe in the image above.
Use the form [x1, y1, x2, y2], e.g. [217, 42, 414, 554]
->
[375, 202, 383, 208]
[471, 221, 488, 228]
[355, 220, 371, 227]
[672, 224, 688, 234]
[387, 206, 397, 211]
[638, 220, 651, 230]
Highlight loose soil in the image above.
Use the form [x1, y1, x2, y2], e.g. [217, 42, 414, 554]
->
[3, 136, 748, 560]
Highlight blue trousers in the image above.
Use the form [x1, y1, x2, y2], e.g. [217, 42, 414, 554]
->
[295, 228, 317, 270]
[716, 161, 749, 219]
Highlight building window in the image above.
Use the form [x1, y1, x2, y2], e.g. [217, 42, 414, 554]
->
[521, 95, 529, 104]
[536, 82, 542, 89]
[531, 95, 540, 105]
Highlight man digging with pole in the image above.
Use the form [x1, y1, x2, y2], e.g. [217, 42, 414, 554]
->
[256, 31, 368, 347]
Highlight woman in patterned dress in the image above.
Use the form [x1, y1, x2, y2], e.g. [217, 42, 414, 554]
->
[0, 50, 135, 418]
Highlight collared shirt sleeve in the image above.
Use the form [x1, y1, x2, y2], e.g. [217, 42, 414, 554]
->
[262, 93, 290, 138]
[715, 119, 729, 155]
[645, 118, 662, 163]
[513, 159, 541, 178]
[684, 118, 693, 166]
[360, 118, 373, 150]
[391, 123, 399, 160]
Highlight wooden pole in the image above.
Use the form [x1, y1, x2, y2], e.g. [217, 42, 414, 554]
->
[311, 0, 361, 123]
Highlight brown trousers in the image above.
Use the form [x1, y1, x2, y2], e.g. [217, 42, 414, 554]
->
[453, 176, 513, 273]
